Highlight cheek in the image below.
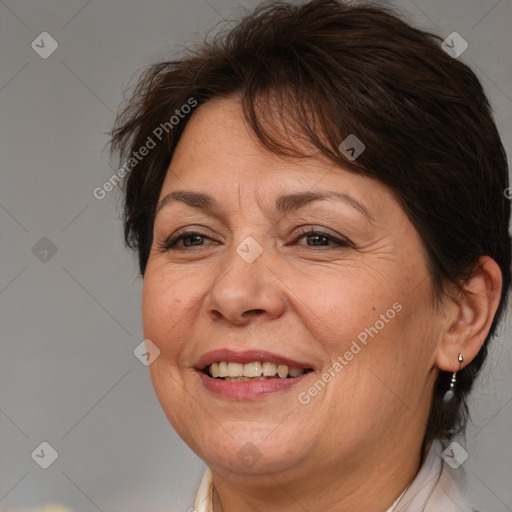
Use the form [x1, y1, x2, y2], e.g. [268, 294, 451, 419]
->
[322, 282, 436, 424]
[290, 269, 396, 353]
[298, 267, 427, 393]
[141, 271, 193, 358]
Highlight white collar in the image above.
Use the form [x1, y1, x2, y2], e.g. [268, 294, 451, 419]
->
[193, 466, 213, 512]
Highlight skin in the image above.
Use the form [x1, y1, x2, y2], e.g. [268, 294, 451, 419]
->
[141, 96, 502, 511]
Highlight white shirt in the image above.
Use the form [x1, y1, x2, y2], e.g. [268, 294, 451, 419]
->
[192, 439, 481, 511]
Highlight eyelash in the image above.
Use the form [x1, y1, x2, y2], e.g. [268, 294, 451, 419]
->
[157, 227, 351, 252]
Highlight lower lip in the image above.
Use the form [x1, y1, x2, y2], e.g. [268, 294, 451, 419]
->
[197, 370, 310, 399]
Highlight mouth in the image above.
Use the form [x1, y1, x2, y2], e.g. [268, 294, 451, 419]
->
[194, 349, 316, 398]
[201, 361, 314, 381]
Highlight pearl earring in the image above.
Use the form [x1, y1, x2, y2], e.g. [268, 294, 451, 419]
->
[443, 354, 464, 402]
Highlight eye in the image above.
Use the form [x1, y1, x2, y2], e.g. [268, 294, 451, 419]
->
[157, 231, 216, 251]
[156, 227, 352, 252]
[291, 227, 351, 249]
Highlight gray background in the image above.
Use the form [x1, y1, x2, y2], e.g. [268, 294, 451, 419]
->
[1, 0, 511, 511]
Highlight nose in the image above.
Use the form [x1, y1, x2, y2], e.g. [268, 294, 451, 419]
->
[204, 241, 286, 326]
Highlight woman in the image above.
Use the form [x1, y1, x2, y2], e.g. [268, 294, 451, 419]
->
[110, 1, 510, 510]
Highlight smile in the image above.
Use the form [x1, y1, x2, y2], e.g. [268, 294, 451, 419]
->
[206, 361, 313, 380]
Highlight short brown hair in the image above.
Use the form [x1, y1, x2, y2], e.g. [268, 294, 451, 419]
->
[109, 0, 511, 451]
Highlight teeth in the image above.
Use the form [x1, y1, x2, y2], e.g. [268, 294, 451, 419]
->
[289, 367, 305, 377]
[262, 362, 277, 376]
[218, 362, 228, 377]
[223, 376, 267, 381]
[243, 362, 262, 377]
[277, 364, 288, 378]
[208, 361, 306, 379]
[227, 362, 244, 377]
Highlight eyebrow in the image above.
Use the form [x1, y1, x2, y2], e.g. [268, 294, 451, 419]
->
[155, 189, 374, 220]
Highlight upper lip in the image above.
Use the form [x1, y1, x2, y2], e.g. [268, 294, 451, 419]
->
[196, 349, 314, 371]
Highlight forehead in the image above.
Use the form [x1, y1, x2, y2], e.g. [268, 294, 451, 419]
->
[160, 96, 395, 222]
[171, 95, 325, 170]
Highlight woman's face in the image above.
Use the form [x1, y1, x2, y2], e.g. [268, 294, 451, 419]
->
[142, 96, 443, 480]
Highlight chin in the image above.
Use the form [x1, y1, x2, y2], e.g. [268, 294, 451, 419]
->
[185, 422, 312, 475]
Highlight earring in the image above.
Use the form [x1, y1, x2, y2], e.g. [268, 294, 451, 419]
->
[442, 354, 464, 402]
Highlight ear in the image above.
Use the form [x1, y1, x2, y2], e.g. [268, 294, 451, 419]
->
[435, 256, 503, 371]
